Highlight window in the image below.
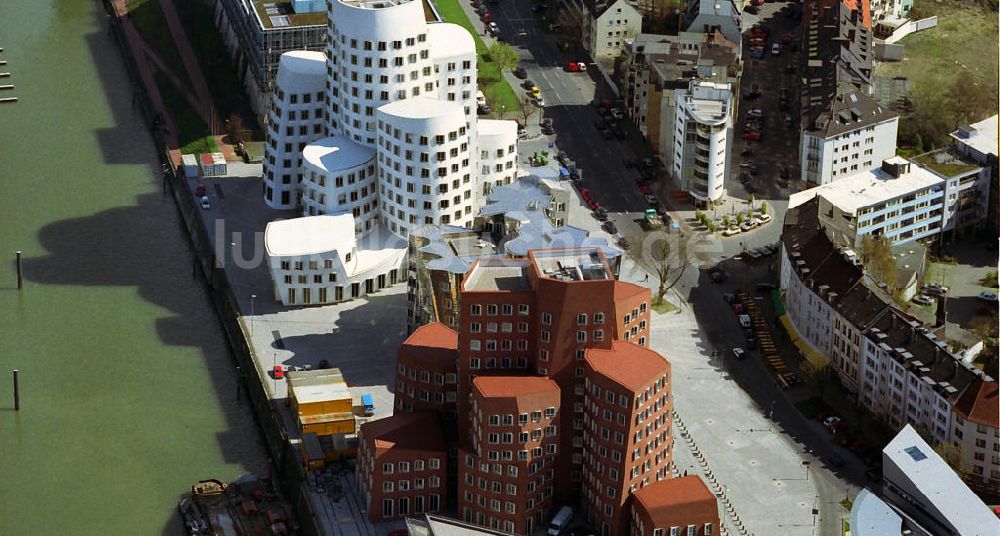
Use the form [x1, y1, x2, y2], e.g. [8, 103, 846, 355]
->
[383, 499, 393, 518]
[383, 463, 394, 474]
[471, 304, 482, 315]
[577, 313, 588, 325]
[594, 312, 605, 324]
[518, 304, 530, 315]
[429, 458, 440, 469]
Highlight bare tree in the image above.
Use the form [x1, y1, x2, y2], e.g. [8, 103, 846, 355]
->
[934, 442, 967, 475]
[627, 231, 690, 305]
[521, 97, 537, 125]
[859, 235, 897, 292]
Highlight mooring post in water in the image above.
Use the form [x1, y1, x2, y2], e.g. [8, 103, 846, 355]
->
[16, 250, 23, 290]
[13, 369, 20, 411]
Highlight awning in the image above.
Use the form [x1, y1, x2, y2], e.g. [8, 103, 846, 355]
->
[778, 314, 828, 369]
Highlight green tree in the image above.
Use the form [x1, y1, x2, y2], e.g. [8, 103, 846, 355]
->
[487, 42, 520, 74]
[736, 212, 745, 224]
[721, 215, 731, 228]
[859, 235, 897, 292]
[627, 231, 690, 306]
[759, 201, 768, 215]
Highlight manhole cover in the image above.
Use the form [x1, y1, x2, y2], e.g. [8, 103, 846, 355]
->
[727, 440, 736, 447]
[798, 501, 809, 509]
[749, 459, 759, 466]
[706, 419, 715, 425]
[773, 480, 783, 488]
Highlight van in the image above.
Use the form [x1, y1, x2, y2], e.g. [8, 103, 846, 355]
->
[738, 314, 752, 329]
[361, 394, 375, 417]
[547, 506, 573, 536]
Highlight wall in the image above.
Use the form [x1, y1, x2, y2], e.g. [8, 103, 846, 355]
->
[881, 16, 938, 45]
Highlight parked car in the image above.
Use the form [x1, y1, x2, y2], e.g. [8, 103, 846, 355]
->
[732, 347, 746, 360]
[644, 193, 659, 206]
[747, 108, 764, 118]
[722, 226, 741, 237]
[514, 65, 527, 78]
[481, 11, 492, 22]
[529, 85, 541, 97]
[535, 95, 546, 107]
[602, 221, 618, 234]
[477, 103, 492, 115]
[578, 187, 593, 202]
[912, 294, 934, 306]
[617, 236, 631, 249]
[318, 359, 331, 369]
[741, 130, 762, 142]
[757, 213, 772, 224]
[523, 79, 535, 89]
[771, 43, 781, 55]
[199, 195, 210, 210]
[978, 291, 998, 302]
[594, 207, 608, 221]
[922, 284, 949, 296]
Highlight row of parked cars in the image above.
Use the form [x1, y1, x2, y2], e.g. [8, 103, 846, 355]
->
[721, 213, 773, 237]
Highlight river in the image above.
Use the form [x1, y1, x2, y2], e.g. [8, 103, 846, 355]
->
[0, 1, 267, 533]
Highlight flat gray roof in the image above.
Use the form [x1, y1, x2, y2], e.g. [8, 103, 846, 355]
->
[464, 259, 530, 292]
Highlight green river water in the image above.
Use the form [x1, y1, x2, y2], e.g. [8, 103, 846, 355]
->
[0, 1, 267, 533]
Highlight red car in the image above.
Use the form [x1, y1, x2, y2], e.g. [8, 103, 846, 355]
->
[566, 62, 580, 72]
[780, 33, 792, 45]
[638, 184, 653, 194]
[481, 11, 492, 22]
[741, 130, 762, 142]
[579, 187, 593, 202]
[588, 200, 601, 210]
[273, 365, 285, 379]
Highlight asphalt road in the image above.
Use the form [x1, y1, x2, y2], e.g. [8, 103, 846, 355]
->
[472, 0, 655, 213]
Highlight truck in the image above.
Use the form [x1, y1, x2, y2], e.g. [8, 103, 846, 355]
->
[643, 208, 664, 228]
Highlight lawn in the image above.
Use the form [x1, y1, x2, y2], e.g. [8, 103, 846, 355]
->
[877, 0, 998, 88]
[154, 71, 218, 154]
[910, 152, 979, 177]
[126, 0, 192, 91]
[652, 299, 678, 314]
[433, 0, 522, 115]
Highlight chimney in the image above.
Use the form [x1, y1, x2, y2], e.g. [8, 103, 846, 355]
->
[935, 295, 948, 328]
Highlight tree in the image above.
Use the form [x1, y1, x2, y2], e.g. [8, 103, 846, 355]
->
[859, 235, 897, 292]
[627, 231, 690, 305]
[736, 212, 745, 224]
[226, 113, 246, 145]
[721, 215, 731, 228]
[759, 201, 768, 215]
[487, 42, 520, 75]
[521, 97, 537, 125]
[933, 441, 967, 473]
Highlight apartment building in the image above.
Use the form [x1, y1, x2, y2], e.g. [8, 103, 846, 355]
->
[790, 156, 992, 248]
[395, 322, 459, 418]
[672, 80, 733, 207]
[801, 0, 872, 103]
[458, 376, 561, 534]
[582, 341, 672, 536]
[457, 249, 653, 503]
[622, 32, 741, 179]
[949, 115, 999, 235]
[779, 199, 999, 500]
[214, 0, 328, 121]
[800, 92, 898, 186]
[628, 476, 720, 536]
[683, 0, 743, 45]
[357, 411, 448, 521]
[951, 378, 1000, 500]
[581, 0, 643, 59]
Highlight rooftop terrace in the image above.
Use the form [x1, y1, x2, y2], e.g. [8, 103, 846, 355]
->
[530, 248, 611, 282]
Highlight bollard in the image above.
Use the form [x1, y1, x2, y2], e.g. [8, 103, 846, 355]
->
[13, 369, 20, 410]
[16, 251, 23, 289]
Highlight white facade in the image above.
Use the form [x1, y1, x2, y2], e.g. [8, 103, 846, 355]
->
[265, 215, 406, 306]
[778, 247, 835, 359]
[789, 157, 990, 248]
[801, 109, 898, 186]
[672, 80, 732, 206]
[583, 0, 643, 59]
[376, 97, 476, 233]
[264, 51, 328, 209]
[684, 0, 742, 44]
[326, 0, 438, 146]
[477, 120, 518, 197]
[300, 136, 379, 234]
[261, 0, 519, 304]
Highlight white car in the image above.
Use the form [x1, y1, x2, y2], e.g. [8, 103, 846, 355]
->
[732, 347, 746, 360]
[912, 294, 934, 306]
[757, 213, 772, 224]
[747, 108, 763, 118]
[199, 195, 210, 210]
[476, 90, 486, 106]
[978, 291, 998, 302]
[722, 226, 741, 237]
[534, 95, 546, 107]
[771, 43, 781, 55]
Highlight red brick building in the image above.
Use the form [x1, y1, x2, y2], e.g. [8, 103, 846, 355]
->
[457, 248, 652, 502]
[357, 412, 448, 522]
[396, 322, 459, 419]
[628, 476, 720, 536]
[358, 247, 673, 535]
[582, 341, 673, 536]
[457, 376, 561, 534]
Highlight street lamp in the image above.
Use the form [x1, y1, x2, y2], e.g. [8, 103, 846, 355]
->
[250, 294, 256, 337]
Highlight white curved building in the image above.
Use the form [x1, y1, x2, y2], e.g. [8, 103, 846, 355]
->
[672, 80, 732, 207]
[427, 23, 478, 124]
[265, 214, 406, 306]
[327, 0, 438, 146]
[300, 136, 379, 235]
[264, 51, 328, 209]
[477, 120, 518, 197]
[261, 0, 521, 305]
[376, 97, 475, 234]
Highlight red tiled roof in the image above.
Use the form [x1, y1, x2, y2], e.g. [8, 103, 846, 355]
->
[632, 476, 717, 513]
[361, 412, 446, 454]
[473, 376, 560, 398]
[954, 378, 999, 428]
[586, 340, 669, 391]
[399, 322, 458, 364]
